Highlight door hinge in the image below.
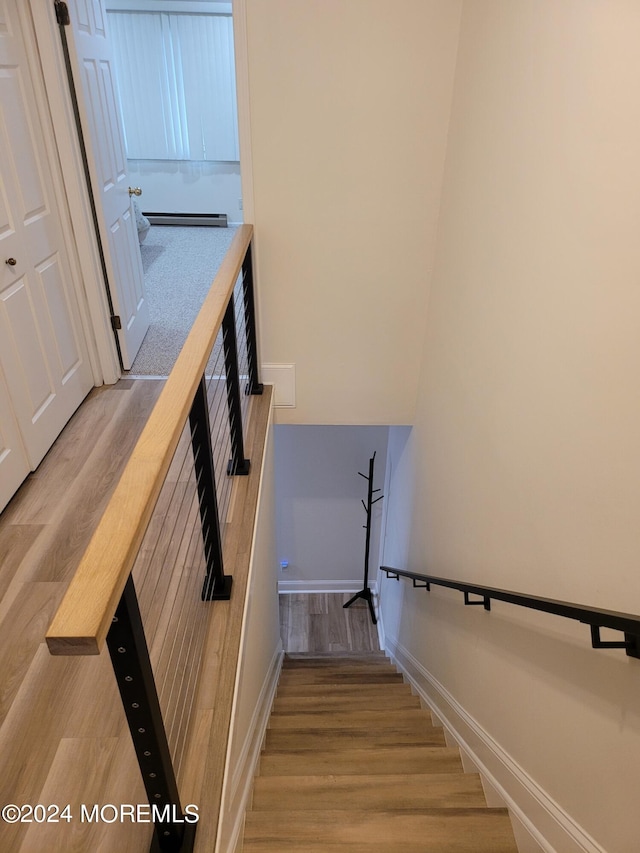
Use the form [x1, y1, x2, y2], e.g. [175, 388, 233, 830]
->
[111, 315, 122, 331]
[54, 1, 70, 26]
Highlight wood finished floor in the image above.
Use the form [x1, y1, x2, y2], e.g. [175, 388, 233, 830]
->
[0, 380, 377, 851]
[279, 593, 380, 654]
[0, 379, 271, 852]
[0, 379, 163, 852]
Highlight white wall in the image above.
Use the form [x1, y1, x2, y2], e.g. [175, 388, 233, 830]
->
[245, 0, 462, 425]
[216, 413, 282, 853]
[129, 160, 243, 222]
[275, 426, 388, 592]
[380, 3, 640, 851]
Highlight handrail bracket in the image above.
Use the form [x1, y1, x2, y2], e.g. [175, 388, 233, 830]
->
[589, 625, 640, 659]
[464, 591, 491, 611]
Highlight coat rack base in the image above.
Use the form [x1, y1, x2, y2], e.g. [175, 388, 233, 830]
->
[343, 587, 377, 625]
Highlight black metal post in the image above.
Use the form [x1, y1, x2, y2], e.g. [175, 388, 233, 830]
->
[241, 242, 264, 396]
[107, 575, 197, 853]
[189, 375, 233, 601]
[222, 294, 250, 476]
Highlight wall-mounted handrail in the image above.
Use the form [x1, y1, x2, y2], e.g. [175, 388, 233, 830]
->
[46, 224, 253, 656]
[381, 565, 640, 658]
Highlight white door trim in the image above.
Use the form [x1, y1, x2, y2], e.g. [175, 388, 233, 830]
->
[232, 0, 262, 367]
[26, 0, 121, 386]
[232, 0, 255, 227]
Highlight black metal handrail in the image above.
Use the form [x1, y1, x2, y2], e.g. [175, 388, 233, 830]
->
[381, 566, 640, 659]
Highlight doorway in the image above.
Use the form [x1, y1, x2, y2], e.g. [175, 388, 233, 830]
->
[28, 0, 250, 383]
[107, 0, 245, 376]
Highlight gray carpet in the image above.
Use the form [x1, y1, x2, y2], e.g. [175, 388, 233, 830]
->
[129, 224, 238, 375]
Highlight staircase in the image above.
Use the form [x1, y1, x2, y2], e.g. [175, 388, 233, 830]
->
[242, 653, 518, 852]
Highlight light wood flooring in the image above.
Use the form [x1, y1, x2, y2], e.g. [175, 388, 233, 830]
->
[0, 379, 163, 852]
[279, 593, 380, 654]
[0, 379, 272, 852]
[243, 654, 519, 852]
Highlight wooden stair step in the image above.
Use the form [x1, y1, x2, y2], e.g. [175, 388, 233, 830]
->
[282, 655, 389, 668]
[276, 680, 413, 698]
[251, 772, 487, 811]
[264, 725, 447, 751]
[281, 661, 403, 681]
[259, 745, 463, 776]
[283, 652, 393, 667]
[280, 669, 404, 687]
[268, 708, 430, 729]
[243, 808, 517, 852]
[282, 654, 398, 672]
[244, 653, 517, 853]
[272, 691, 421, 713]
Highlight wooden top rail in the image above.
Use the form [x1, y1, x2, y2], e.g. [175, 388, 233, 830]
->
[46, 225, 253, 656]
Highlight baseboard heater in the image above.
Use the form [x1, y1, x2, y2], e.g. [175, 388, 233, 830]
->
[144, 212, 228, 227]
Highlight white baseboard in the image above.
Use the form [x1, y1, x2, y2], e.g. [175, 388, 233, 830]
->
[382, 634, 607, 853]
[217, 646, 284, 853]
[278, 579, 378, 595]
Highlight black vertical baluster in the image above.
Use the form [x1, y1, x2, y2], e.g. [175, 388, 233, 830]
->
[107, 575, 197, 853]
[189, 375, 232, 601]
[222, 294, 250, 476]
[241, 242, 263, 396]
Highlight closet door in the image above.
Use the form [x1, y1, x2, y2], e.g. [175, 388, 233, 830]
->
[0, 366, 29, 514]
[0, 0, 93, 510]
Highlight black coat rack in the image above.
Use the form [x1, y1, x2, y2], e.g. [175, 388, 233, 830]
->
[343, 451, 383, 625]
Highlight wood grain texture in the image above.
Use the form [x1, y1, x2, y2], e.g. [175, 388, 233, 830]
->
[267, 708, 432, 730]
[277, 667, 404, 685]
[0, 381, 162, 852]
[0, 583, 61, 725]
[19, 738, 150, 853]
[264, 726, 447, 751]
[274, 680, 413, 697]
[244, 809, 517, 852]
[188, 386, 273, 853]
[244, 654, 518, 852]
[259, 745, 464, 777]
[47, 225, 253, 655]
[0, 378, 275, 851]
[251, 772, 487, 811]
[0, 525, 43, 601]
[279, 593, 380, 653]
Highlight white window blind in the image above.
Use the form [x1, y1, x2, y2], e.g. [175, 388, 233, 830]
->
[107, 11, 239, 161]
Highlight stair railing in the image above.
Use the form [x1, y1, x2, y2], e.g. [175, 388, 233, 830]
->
[381, 566, 640, 659]
[46, 225, 262, 853]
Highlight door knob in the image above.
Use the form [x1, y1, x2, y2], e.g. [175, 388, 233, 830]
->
[128, 187, 142, 197]
[5, 258, 17, 266]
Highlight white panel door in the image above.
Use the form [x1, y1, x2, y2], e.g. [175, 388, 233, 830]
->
[64, 0, 149, 369]
[0, 0, 93, 511]
[0, 363, 29, 512]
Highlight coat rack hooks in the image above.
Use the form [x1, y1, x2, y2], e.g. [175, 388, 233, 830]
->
[343, 451, 383, 625]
